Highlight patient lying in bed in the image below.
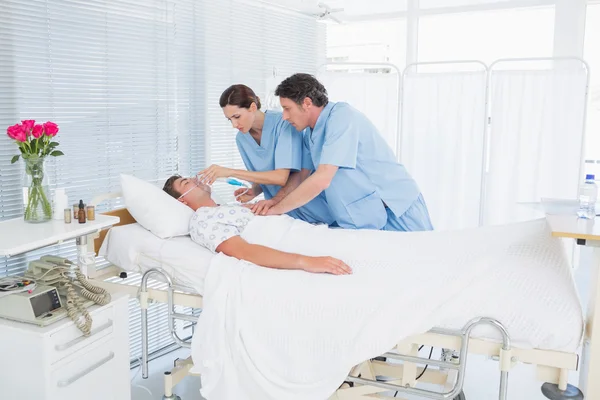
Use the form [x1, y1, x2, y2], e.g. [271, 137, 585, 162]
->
[163, 175, 352, 275]
[157, 176, 585, 400]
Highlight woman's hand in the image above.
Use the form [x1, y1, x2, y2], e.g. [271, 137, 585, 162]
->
[235, 187, 258, 203]
[197, 164, 232, 185]
[299, 256, 352, 275]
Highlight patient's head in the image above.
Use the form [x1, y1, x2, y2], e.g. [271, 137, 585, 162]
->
[163, 175, 217, 211]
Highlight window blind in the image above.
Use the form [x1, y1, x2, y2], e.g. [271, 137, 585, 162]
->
[0, 0, 182, 221]
[0, 0, 203, 361]
[0, 0, 324, 362]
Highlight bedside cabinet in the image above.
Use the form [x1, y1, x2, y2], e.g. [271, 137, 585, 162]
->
[0, 292, 131, 400]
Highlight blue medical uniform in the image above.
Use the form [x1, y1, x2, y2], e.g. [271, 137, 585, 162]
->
[236, 111, 335, 225]
[302, 102, 433, 231]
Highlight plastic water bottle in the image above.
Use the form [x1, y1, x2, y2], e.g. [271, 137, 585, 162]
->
[577, 174, 598, 219]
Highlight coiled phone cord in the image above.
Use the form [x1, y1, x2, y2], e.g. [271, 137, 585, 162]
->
[75, 271, 111, 306]
[64, 279, 94, 336]
[65, 271, 111, 336]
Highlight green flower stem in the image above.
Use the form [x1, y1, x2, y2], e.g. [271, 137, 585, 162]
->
[38, 179, 52, 216]
[25, 179, 52, 220]
[23, 159, 52, 221]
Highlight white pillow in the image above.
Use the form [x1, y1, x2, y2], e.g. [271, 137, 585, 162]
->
[120, 174, 194, 239]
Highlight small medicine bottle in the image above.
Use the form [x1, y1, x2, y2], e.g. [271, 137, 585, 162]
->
[64, 208, 72, 223]
[86, 205, 95, 221]
[78, 200, 86, 224]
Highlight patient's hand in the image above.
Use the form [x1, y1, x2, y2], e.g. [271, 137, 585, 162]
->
[300, 256, 352, 276]
[235, 187, 258, 203]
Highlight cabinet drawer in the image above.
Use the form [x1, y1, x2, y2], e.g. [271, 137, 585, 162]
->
[50, 337, 118, 400]
[49, 305, 114, 364]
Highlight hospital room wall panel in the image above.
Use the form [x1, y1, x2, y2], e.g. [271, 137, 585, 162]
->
[400, 67, 488, 231]
[482, 61, 588, 226]
[395, 59, 588, 230]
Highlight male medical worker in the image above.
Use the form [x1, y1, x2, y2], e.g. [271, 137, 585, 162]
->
[261, 73, 433, 231]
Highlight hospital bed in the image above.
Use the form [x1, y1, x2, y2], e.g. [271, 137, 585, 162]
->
[86, 195, 592, 400]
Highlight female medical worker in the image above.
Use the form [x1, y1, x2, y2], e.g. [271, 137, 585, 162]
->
[260, 73, 434, 232]
[196, 84, 334, 225]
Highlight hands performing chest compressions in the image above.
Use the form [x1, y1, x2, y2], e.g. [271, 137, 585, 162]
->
[163, 74, 434, 275]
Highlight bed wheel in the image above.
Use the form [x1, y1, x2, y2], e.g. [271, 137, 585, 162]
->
[162, 395, 181, 400]
[453, 390, 466, 400]
[541, 383, 584, 399]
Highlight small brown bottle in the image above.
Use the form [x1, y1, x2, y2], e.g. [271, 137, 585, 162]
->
[78, 199, 86, 223]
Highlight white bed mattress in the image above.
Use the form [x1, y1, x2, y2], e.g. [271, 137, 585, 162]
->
[100, 221, 583, 353]
[99, 223, 213, 294]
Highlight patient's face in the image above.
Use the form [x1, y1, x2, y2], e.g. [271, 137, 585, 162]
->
[174, 177, 196, 198]
[174, 177, 216, 210]
[222, 104, 255, 134]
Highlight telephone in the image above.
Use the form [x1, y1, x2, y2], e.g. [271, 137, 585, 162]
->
[1, 255, 112, 336]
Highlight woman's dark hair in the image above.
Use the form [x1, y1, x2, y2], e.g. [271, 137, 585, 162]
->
[219, 84, 261, 109]
[274, 73, 328, 107]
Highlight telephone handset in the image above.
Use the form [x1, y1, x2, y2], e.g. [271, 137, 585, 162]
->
[24, 256, 111, 336]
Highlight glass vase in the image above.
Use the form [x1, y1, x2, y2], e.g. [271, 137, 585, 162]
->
[22, 156, 52, 223]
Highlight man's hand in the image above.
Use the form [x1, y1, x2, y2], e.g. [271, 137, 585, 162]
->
[248, 199, 279, 215]
[197, 164, 232, 185]
[299, 256, 352, 275]
[268, 164, 338, 216]
[264, 205, 282, 216]
[235, 187, 258, 203]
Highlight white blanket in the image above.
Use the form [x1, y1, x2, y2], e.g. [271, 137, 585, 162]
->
[190, 216, 582, 400]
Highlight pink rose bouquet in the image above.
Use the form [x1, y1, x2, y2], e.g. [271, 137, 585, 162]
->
[5, 120, 64, 222]
[7, 120, 63, 163]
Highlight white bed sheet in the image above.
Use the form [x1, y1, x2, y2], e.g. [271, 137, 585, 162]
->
[193, 217, 585, 399]
[99, 223, 212, 294]
[100, 219, 583, 355]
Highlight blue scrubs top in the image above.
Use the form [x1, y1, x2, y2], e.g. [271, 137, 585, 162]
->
[236, 111, 335, 225]
[302, 102, 422, 230]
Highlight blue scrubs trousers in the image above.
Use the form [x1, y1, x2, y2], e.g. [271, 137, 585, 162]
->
[383, 193, 434, 232]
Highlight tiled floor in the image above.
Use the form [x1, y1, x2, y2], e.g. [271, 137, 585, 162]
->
[132, 244, 591, 400]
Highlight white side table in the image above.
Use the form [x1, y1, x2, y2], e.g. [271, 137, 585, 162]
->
[0, 214, 120, 276]
[0, 292, 131, 400]
[0, 215, 130, 400]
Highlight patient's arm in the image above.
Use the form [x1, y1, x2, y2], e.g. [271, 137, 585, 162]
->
[252, 182, 263, 195]
[216, 236, 352, 275]
[235, 183, 263, 203]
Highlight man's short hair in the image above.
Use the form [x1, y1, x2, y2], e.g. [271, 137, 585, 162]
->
[163, 175, 182, 199]
[275, 73, 328, 107]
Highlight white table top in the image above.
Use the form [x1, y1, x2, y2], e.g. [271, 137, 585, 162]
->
[0, 215, 120, 257]
[517, 200, 600, 241]
[547, 214, 600, 241]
